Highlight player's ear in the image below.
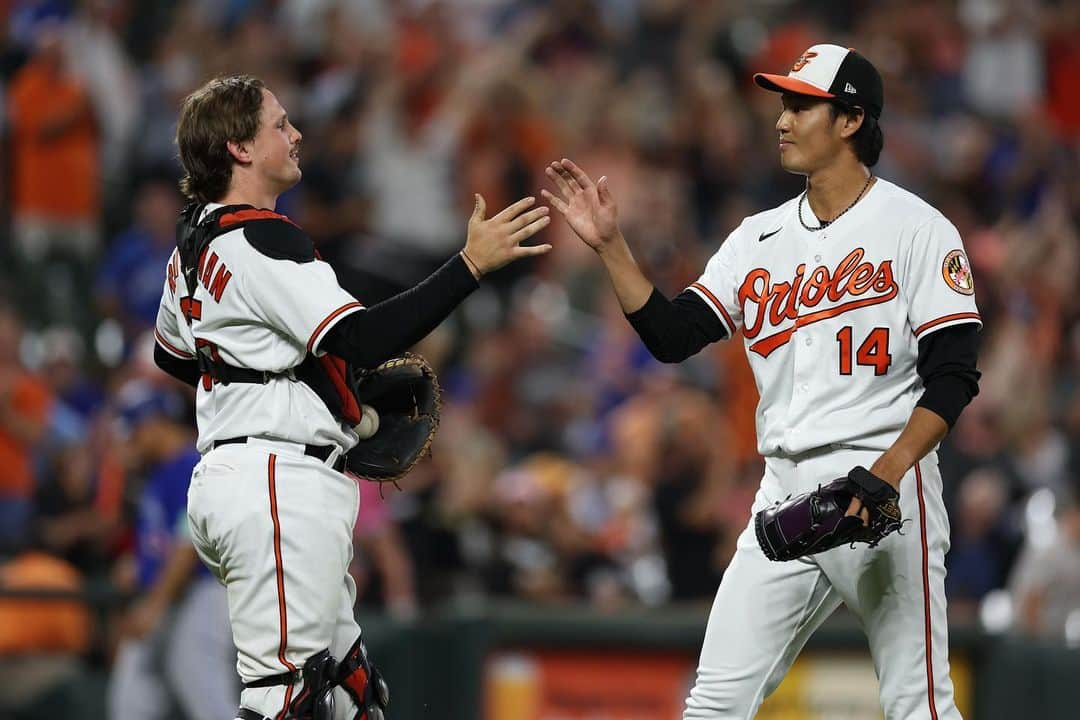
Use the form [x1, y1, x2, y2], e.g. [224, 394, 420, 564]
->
[839, 107, 865, 140]
[226, 139, 251, 164]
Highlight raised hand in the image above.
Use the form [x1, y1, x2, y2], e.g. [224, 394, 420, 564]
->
[462, 194, 551, 278]
[542, 159, 620, 252]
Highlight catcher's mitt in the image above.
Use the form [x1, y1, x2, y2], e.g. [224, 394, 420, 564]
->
[754, 466, 902, 562]
[345, 353, 440, 484]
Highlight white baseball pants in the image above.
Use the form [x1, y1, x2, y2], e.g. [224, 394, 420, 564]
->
[187, 439, 363, 720]
[684, 447, 961, 720]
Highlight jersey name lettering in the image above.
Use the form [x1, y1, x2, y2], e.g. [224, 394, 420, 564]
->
[197, 251, 233, 303]
[167, 252, 180, 295]
[738, 248, 897, 357]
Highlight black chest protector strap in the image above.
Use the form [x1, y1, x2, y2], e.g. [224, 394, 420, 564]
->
[176, 203, 243, 300]
[175, 203, 356, 423]
[176, 203, 277, 384]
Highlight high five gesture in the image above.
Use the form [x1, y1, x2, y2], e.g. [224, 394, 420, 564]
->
[543, 159, 653, 313]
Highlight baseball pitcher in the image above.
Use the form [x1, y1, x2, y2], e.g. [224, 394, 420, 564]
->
[545, 45, 980, 719]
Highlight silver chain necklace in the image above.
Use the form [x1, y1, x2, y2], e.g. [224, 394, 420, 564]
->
[798, 175, 874, 231]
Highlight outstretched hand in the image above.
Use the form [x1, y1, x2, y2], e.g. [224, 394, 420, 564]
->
[462, 194, 551, 278]
[542, 159, 621, 253]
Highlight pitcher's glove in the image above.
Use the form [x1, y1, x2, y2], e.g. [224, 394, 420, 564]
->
[754, 466, 902, 561]
[346, 353, 440, 484]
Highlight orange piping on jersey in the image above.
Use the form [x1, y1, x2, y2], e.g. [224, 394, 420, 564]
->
[153, 329, 194, 358]
[306, 302, 365, 352]
[219, 208, 299, 228]
[914, 312, 981, 337]
[689, 283, 737, 335]
[748, 286, 899, 358]
[915, 462, 940, 720]
[268, 454, 298, 720]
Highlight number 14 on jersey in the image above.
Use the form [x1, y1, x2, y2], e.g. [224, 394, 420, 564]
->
[836, 326, 891, 375]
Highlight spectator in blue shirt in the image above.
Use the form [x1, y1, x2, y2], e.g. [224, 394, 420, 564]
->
[106, 380, 236, 720]
[95, 171, 181, 336]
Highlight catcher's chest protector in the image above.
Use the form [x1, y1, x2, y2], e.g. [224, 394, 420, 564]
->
[175, 203, 362, 424]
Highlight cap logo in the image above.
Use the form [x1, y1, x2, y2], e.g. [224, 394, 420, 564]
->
[845, 82, 857, 93]
[791, 51, 818, 72]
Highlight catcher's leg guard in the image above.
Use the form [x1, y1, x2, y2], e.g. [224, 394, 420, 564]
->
[337, 634, 390, 720]
[239, 649, 338, 720]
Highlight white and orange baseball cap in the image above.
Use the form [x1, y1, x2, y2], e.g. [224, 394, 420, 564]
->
[754, 44, 884, 119]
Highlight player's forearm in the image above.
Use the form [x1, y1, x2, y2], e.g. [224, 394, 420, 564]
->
[596, 234, 654, 314]
[154, 344, 200, 387]
[870, 407, 949, 488]
[320, 254, 478, 368]
[914, 323, 981, 428]
[626, 289, 729, 363]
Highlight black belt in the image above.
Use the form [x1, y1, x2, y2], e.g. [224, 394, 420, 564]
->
[213, 436, 346, 473]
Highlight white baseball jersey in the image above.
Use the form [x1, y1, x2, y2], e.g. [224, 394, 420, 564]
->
[154, 204, 365, 454]
[688, 178, 981, 456]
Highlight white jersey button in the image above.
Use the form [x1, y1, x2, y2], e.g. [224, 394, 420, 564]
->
[814, 254, 822, 262]
[804, 337, 812, 346]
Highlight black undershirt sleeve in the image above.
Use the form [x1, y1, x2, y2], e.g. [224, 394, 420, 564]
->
[154, 344, 200, 387]
[625, 287, 729, 363]
[320, 253, 479, 368]
[914, 323, 981, 429]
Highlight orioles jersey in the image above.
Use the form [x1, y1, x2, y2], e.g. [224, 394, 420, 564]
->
[688, 178, 981, 456]
[154, 204, 364, 454]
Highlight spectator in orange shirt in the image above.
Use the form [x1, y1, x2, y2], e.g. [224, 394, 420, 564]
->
[0, 550, 91, 656]
[7, 20, 100, 329]
[0, 302, 53, 552]
[0, 549, 93, 720]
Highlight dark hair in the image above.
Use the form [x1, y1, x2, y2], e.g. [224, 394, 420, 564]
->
[175, 75, 265, 202]
[828, 101, 884, 167]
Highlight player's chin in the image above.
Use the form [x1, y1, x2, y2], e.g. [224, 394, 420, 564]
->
[778, 153, 809, 175]
[280, 165, 302, 187]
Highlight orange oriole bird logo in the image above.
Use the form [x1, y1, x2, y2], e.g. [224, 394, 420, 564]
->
[791, 51, 818, 72]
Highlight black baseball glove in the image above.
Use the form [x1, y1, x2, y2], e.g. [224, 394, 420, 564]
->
[345, 353, 441, 484]
[754, 466, 902, 562]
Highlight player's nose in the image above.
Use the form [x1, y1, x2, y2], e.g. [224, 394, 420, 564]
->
[775, 110, 792, 134]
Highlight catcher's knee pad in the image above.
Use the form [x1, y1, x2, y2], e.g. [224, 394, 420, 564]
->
[337, 634, 390, 720]
[239, 649, 338, 720]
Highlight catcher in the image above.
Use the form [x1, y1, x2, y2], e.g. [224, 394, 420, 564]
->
[152, 75, 550, 720]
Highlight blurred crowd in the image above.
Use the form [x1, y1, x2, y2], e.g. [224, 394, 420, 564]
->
[0, 0, 1078, 716]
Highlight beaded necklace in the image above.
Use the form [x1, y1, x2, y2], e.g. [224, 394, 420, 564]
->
[798, 175, 874, 231]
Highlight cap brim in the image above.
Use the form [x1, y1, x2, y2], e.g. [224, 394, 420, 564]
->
[753, 73, 836, 99]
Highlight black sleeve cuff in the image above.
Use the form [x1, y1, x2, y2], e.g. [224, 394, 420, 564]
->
[321, 253, 479, 368]
[915, 323, 981, 429]
[625, 288, 728, 363]
[448, 252, 482, 291]
[916, 376, 976, 429]
[154, 343, 200, 387]
[625, 289, 673, 351]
